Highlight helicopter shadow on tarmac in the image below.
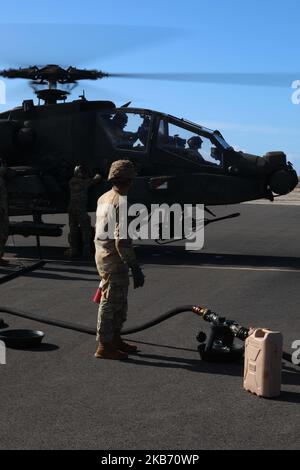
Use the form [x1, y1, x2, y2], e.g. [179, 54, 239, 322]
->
[19, 269, 98, 283]
[6, 245, 74, 261]
[4, 241, 300, 284]
[135, 245, 300, 271]
[2, 245, 100, 282]
[0, 263, 98, 283]
[6, 243, 300, 271]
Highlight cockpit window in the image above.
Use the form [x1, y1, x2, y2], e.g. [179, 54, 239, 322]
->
[157, 119, 223, 167]
[98, 111, 152, 152]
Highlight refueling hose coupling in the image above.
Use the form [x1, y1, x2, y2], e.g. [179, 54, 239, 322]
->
[192, 306, 211, 317]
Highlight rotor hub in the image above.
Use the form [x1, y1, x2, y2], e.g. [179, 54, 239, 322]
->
[35, 88, 69, 105]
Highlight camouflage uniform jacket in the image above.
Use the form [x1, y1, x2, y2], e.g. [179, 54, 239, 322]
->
[68, 175, 101, 212]
[95, 188, 137, 274]
[0, 176, 8, 214]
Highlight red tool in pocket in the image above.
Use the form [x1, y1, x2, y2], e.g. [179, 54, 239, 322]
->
[93, 280, 103, 303]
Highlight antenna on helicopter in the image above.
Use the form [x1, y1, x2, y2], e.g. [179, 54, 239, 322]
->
[79, 90, 87, 101]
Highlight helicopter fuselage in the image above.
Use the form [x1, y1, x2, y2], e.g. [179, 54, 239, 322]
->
[0, 98, 297, 217]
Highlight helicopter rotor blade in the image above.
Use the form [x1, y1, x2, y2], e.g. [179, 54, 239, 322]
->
[107, 72, 299, 88]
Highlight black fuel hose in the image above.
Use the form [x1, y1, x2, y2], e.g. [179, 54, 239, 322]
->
[0, 304, 296, 366]
[0, 306, 95, 335]
[0, 305, 196, 336]
[122, 305, 195, 334]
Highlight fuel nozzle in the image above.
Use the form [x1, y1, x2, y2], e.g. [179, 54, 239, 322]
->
[192, 306, 225, 324]
[192, 306, 211, 317]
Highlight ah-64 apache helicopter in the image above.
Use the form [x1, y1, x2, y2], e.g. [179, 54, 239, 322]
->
[0, 64, 298, 245]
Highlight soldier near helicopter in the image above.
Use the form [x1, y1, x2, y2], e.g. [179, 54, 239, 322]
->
[108, 112, 138, 149]
[137, 115, 151, 147]
[186, 136, 206, 162]
[0, 164, 9, 265]
[65, 165, 102, 259]
[94, 159, 145, 360]
[186, 136, 218, 166]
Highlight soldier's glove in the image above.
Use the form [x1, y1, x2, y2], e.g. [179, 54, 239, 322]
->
[131, 264, 145, 289]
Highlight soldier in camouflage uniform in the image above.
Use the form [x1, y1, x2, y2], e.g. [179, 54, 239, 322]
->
[94, 160, 145, 360]
[65, 165, 101, 258]
[0, 166, 9, 265]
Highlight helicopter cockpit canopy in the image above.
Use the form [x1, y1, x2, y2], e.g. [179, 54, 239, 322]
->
[96, 108, 233, 174]
[156, 115, 230, 168]
[97, 110, 153, 153]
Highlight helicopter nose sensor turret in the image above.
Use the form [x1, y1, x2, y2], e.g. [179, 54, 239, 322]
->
[224, 148, 298, 196]
[263, 151, 298, 195]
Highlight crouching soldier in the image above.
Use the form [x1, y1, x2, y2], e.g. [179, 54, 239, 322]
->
[94, 160, 145, 360]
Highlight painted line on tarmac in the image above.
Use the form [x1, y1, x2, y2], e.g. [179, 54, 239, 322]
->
[244, 201, 300, 206]
[146, 264, 300, 273]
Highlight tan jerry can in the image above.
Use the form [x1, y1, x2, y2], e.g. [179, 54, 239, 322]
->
[243, 328, 283, 398]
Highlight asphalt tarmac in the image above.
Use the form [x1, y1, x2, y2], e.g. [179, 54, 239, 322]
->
[0, 202, 300, 450]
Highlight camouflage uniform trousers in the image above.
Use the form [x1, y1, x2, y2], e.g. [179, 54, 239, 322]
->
[68, 209, 92, 256]
[96, 270, 129, 343]
[0, 210, 9, 257]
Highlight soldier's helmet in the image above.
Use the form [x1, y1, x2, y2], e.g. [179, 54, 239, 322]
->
[187, 136, 203, 148]
[108, 160, 136, 181]
[74, 165, 88, 178]
[112, 112, 128, 128]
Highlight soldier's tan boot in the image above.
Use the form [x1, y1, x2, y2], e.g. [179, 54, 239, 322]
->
[113, 334, 138, 354]
[95, 340, 128, 360]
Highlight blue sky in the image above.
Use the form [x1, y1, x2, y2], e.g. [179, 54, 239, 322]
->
[1, 0, 300, 171]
